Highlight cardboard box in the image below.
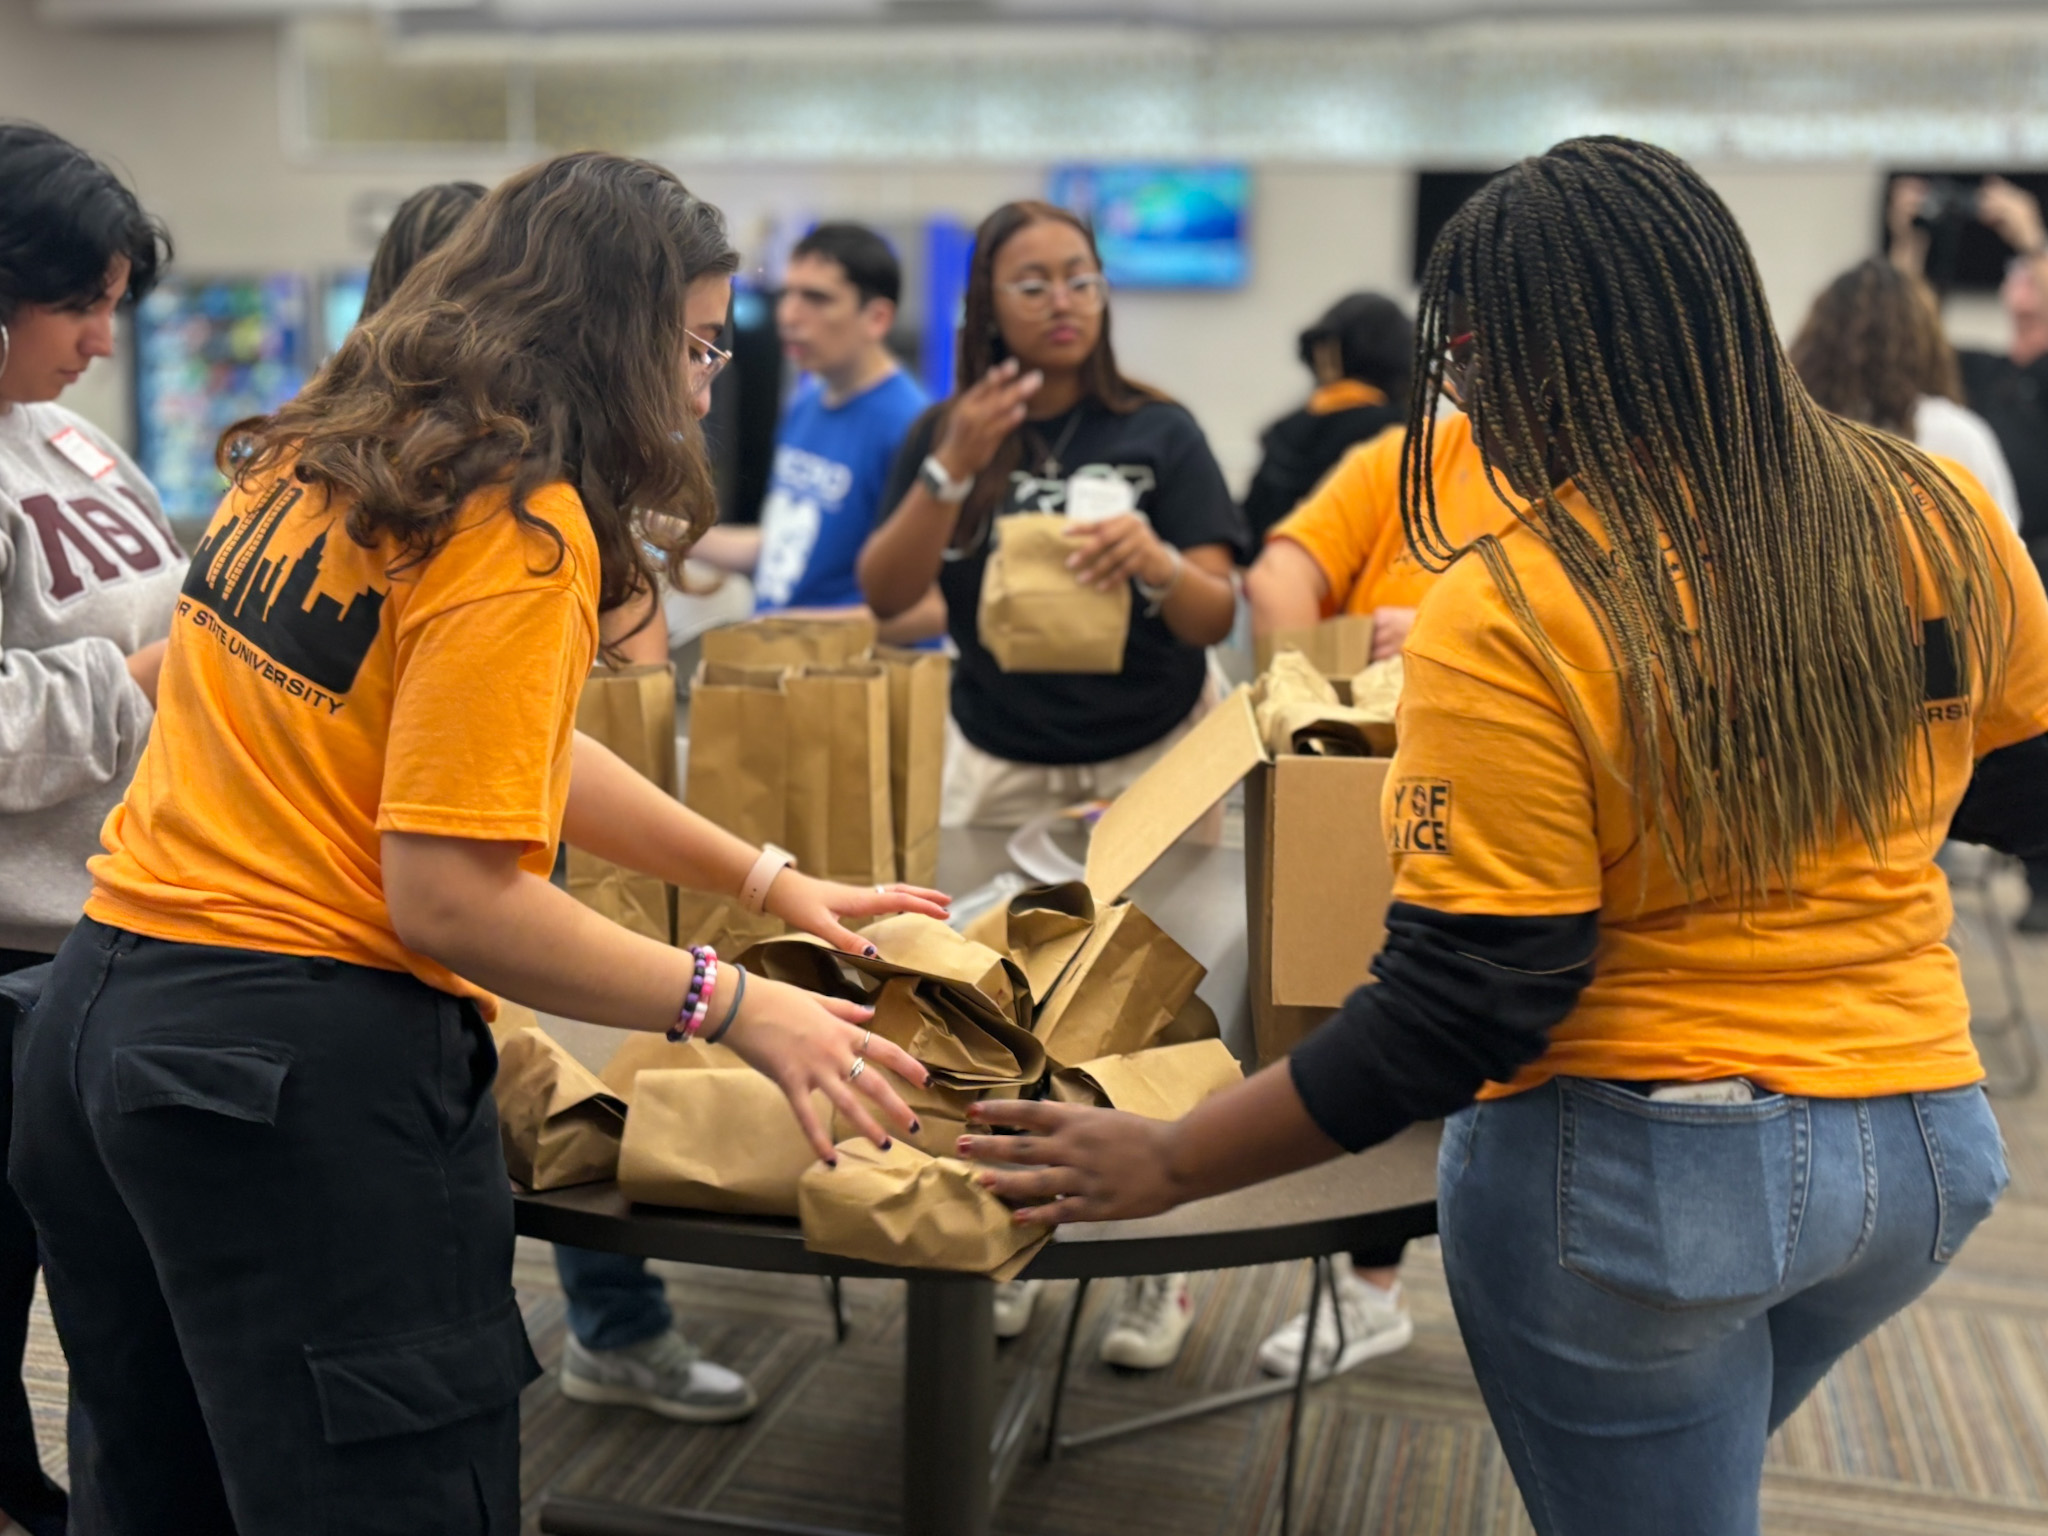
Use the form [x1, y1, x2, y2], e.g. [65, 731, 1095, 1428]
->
[1083, 686, 1394, 1067]
[1253, 613, 1377, 677]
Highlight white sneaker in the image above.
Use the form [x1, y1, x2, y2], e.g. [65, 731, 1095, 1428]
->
[1098, 1273, 1194, 1371]
[993, 1278, 1042, 1339]
[559, 1329, 758, 1423]
[1256, 1256, 1413, 1379]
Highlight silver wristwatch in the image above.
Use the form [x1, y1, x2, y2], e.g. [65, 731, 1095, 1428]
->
[918, 454, 973, 505]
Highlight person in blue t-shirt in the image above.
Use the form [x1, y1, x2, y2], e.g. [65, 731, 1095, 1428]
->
[694, 223, 944, 642]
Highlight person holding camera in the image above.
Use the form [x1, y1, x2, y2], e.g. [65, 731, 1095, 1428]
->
[1891, 175, 2048, 932]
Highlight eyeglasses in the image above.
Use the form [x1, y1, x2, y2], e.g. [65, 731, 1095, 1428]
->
[686, 329, 733, 387]
[1440, 330, 1475, 409]
[998, 273, 1110, 316]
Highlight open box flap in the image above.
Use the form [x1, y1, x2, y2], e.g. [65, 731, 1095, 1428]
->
[1082, 686, 1266, 906]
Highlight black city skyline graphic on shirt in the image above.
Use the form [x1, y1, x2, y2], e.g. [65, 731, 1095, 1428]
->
[182, 481, 387, 695]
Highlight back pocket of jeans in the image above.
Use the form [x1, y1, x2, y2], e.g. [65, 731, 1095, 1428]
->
[1557, 1079, 1803, 1311]
[1914, 1084, 2008, 1263]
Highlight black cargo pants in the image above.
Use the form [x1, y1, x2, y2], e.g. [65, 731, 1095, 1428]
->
[11, 919, 538, 1535]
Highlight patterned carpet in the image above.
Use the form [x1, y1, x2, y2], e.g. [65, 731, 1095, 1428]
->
[14, 867, 2048, 1535]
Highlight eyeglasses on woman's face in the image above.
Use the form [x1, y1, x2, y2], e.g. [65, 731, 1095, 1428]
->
[686, 329, 733, 387]
[998, 272, 1110, 317]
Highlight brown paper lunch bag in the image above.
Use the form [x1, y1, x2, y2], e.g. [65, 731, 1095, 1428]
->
[672, 889, 788, 959]
[875, 646, 950, 887]
[565, 662, 679, 943]
[978, 513, 1130, 674]
[494, 1026, 628, 1190]
[617, 1069, 829, 1216]
[700, 614, 877, 670]
[1031, 901, 1206, 1069]
[785, 663, 896, 888]
[1253, 612, 1377, 678]
[1047, 1038, 1244, 1120]
[683, 662, 790, 848]
[599, 1030, 747, 1104]
[798, 1139, 1048, 1279]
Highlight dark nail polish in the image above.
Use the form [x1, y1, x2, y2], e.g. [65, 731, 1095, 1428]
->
[826, 1157, 839, 1169]
[864, 946, 878, 958]
[879, 1137, 893, 1151]
[910, 1119, 923, 1133]
[955, 1138, 972, 1155]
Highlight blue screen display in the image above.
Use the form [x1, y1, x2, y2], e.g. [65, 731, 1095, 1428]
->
[1046, 163, 1251, 289]
[321, 270, 369, 357]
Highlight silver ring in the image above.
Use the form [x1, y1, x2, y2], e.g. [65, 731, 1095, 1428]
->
[875, 884, 888, 894]
[846, 1058, 867, 1084]
[857, 1030, 873, 1059]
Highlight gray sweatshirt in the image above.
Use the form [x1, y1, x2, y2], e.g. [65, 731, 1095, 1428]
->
[0, 401, 186, 953]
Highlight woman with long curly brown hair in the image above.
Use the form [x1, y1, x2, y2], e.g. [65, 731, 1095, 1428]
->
[12, 152, 942, 1531]
[1790, 255, 2019, 525]
[962, 137, 2048, 1535]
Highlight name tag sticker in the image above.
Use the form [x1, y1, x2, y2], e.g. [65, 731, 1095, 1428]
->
[1065, 472, 1136, 524]
[49, 426, 116, 481]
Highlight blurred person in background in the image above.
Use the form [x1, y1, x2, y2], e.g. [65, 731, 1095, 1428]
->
[0, 119, 179, 1536]
[692, 222, 943, 643]
[352, 176, 769, 1428]
[859, 199, 1244, 1368]
[966, 135, 2044, 1536]
[1240, 393, 1524, 1378]
[1240, 291, 1411, 544]
[1789, 257, 2017, 526]
[1891, 175, 2048, 932]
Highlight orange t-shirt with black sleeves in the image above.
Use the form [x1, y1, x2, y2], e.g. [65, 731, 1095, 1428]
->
[1384, 463, 2048, 1099]
[87, 469, 600, 1009]
[1267, 411, 1523, 614]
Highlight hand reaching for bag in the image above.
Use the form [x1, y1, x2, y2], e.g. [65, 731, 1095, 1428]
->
[721, 973, 928, 1163]
[957, 1098, 1188, 1227]
[765, 871, 951, 956]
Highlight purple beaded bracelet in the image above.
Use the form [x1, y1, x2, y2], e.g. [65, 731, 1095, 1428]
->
[667, 945, 720, 1042]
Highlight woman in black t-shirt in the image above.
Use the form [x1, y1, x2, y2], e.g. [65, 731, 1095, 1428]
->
[860, 201, 1244, 835]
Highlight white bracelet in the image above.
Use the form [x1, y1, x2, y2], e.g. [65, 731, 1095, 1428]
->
[739, 844, 796, 915]
[1134, 546, 1185, 614]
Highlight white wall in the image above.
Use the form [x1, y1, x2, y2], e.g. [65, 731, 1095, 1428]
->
[0, 0, 1951, 492]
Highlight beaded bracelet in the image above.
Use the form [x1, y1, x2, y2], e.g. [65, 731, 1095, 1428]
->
[666, 945, 720, 1043]
[704, 964, 747, 1046]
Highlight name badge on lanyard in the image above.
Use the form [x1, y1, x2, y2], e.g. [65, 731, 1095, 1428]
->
[1065, 471, 1135, 524]
[49, 425, 117, 481]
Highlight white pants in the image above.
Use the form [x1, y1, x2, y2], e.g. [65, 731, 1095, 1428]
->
[940, 667, 1225, 834]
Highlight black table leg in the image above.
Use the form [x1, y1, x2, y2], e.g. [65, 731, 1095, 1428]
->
[903, 1275, 994, 1536]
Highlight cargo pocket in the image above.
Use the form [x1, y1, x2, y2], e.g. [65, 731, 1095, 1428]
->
[1557, 1078, 1805, 1311]
[305, 1296, 539, 1445]
[1913, 1084, 2008, 1263]
[112, 1042, 291, 1124]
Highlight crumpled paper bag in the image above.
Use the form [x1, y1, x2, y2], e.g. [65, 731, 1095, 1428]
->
[965, 881, 1096, 1003]
[798, 1138, 1048, 1278]
[673, 889, 788, 958]
[1047, 1038, 1244, 1120]
[600, 1031, 746, 1104]
[1253, 650, 1391, 758]
[1347, 656, 1402, 749]
[1032, 901, 1205, 1069]
[494, 1026, 627, 1190]
[617, 1068, 827, 1216]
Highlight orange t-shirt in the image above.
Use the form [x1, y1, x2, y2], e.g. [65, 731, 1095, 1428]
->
[88, 469, 600, 1007]
[1268, 410, 1523, 614]
[1383, 462, 2048, 1099]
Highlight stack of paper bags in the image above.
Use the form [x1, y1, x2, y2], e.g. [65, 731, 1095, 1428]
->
[685, 617, 947, 886]
[565, 662, 678, 942]
[798, 1140, 1049, 1279]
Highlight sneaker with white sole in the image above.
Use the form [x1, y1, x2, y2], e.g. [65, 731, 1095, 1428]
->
[1256, 1256, 1413, 1379]
[1098, 1273, 1194, 1370]
[559, 1329, 758, 1423]
[993, 1278, 1042, 1339]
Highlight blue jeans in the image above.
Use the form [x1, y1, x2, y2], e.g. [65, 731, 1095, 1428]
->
[554, 1247, 672, 1352]
[1439, 1077, 2007, 1536]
